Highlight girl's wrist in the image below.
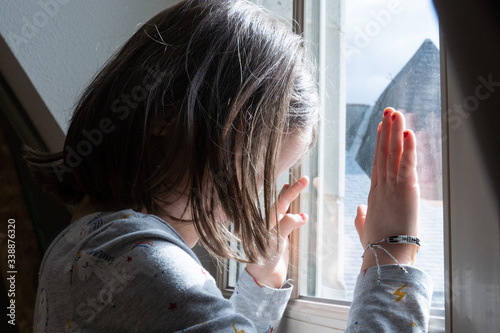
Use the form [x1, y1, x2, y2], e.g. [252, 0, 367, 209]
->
[245, 268, 285, 289]
[360, 243, 417, 272]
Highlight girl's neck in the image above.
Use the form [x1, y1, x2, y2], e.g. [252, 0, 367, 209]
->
[71, 195, 199, 248]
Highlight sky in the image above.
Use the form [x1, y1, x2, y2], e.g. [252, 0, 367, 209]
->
[345, 0, 440, 104]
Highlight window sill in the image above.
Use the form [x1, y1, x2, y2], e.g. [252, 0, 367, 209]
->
[279, 298, 445, 333]
[280, 298, 350, 331]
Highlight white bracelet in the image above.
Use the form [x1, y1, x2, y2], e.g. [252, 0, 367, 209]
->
[361, 235, 421, 283]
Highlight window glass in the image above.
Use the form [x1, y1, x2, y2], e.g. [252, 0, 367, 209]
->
[298, 0, 444, 313]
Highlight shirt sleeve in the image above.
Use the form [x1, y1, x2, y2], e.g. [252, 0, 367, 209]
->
[346, 265, 433, 333]
[230, 269, 293, 333]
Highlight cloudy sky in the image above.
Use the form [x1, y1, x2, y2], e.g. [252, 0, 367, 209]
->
[345, 0, 440, 104]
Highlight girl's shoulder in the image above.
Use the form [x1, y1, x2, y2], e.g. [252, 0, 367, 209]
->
[35, 211, 223, 332]
[60, 209, 188, 248]
[40, 209, 203, 281]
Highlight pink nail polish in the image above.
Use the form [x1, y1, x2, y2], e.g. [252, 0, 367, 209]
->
[404, 131, 409, 138]
[391, 113, 396, 121]
[383, 110, 390, 117]
[300, 213, 307, 221]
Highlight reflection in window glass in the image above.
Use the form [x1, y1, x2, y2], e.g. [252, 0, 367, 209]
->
[299, 0, 444, 312]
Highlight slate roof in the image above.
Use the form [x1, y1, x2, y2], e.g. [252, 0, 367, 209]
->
[346, 104, 371, 151]
[355, 39, 441, 200]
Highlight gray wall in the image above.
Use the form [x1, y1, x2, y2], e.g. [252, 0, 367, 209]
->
[0, 0, 179, 150]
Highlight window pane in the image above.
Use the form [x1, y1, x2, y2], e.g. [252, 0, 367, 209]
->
[299, 0, 444, 312]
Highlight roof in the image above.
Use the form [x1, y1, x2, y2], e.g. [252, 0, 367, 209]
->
[355, 39, 441, 185]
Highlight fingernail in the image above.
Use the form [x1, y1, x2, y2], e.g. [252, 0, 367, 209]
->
[383, 110, 390, 117]
[391, 113, 396, 121]
[299, 213, 307, 221]
[404, 131, 409, 138]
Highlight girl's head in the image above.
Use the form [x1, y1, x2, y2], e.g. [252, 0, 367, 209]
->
[27, 0, 319, 262]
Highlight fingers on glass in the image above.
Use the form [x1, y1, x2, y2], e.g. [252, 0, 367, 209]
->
[386, 111, 405, 187]
[279, 213, 308, 238]
[377, 107, 394, 184]
[370, 122, 382, 189]
[277, 176, 309, 215]
[397, 129, 418, 185]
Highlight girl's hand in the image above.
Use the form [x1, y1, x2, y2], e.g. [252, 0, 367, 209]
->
[355, 108, 420, 271]
[246, 176, 309, 288]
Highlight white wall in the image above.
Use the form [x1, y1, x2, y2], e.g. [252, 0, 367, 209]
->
[0, 0, 179, 149]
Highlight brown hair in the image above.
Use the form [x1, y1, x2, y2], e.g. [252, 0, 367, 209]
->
[25, 0, 319, 263]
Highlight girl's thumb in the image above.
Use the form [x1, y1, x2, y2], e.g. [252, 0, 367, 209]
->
[354, 205, 367, 237]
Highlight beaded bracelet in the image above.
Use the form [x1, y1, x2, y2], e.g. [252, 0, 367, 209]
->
[385, 235, 421, 248]
[361, 235, 421, 284]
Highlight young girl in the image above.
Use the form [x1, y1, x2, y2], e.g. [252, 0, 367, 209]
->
[27, 0, 432, 332]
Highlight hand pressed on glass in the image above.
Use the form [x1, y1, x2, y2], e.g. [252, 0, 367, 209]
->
[246, 176, 309, 288]
[355, 107, 420, 272]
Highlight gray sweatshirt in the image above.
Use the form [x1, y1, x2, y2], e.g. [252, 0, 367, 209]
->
[34, 210, 432, 332]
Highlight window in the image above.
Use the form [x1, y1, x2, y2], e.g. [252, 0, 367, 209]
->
[298, 0, 444, 307]
[218, 0, 445, 331]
